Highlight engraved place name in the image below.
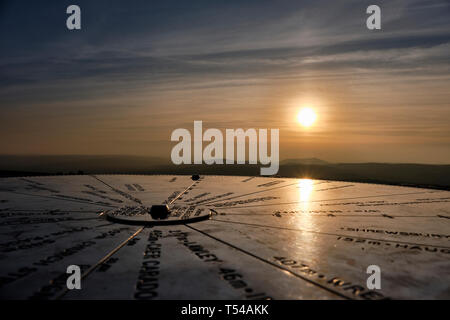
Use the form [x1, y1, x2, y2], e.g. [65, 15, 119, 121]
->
[0, 227, 130, 288]
[134, 230, 162, 300]
[0, 216, 88, 227]
[356, 198, 450, 207]
[185, 181, 201, 195]
[109, 187, 142, 204]
[194, 208, 206, 217]
[170, 205, 187, 217]
[82, 191, 123, 203]
[127, 236, 141, 247]
[165, 205, 205, 218]
[33, 241, 97, 267]
[184, 192, 211, 203]
[190, 192, 234, 205]
[257, 181, 284, 187]
[97, 257, 119, 272]
[164, 191, 180, 204]
[170, 231, 222, 263]
[210, 209, 225, 216]
[20, 178, 44, 186]
[55, 194, 94, 202]
[30, 264, 90, 300]
[417, 197, 450, 201]
[272, 209, 380, 217]
[0, 210, 70, 218]
[0, 238, 54, 253]
[314, 185, 354, 191]
[320, 201, 384, 207]
[25, 184, 60, 193]
[340, 227, 450, 240]
[0, 226, 90, 253]
[133, 184, 145, 191]
[110, 206, 147, 217]
[181, 206, 196, 220]
[212, 196, 279, 208]
[219, 268, 272, 300]
[94, 227, 129, 239]
[84, 184, 107, 194]
[273, 257, 390, 300]
[124, 183, 146, 192]
[336, 236, 450, 254]
[169, 230, 271, 299]
[0, 241, 96, 288]
[95, 201, 114, 206]
[321, 197, 450, 207]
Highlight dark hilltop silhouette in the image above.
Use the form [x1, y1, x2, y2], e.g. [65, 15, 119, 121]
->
[0, 155, 448, 190]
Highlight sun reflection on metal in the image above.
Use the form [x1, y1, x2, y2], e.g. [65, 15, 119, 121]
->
[298, 179, 314, 202]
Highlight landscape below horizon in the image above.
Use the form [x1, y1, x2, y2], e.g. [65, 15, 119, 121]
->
[0, 155, 448, 190]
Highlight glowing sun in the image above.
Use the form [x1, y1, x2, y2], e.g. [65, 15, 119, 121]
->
[297, 108, 317, 127]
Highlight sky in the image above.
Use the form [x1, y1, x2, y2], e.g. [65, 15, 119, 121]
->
[0, 0, 449, 164]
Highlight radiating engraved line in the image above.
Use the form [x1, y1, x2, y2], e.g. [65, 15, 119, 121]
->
[0, 190, 118, 208]
[90, 175, 143, 204]
[215, 190, 440, 209]
[216, 212, 441, 218]
[0, 209, 102, 213]
[211, 219, 450, 249]
[315, 185, 354, 192]
[89, 175, 117, 190]
[200, 181, 329, 205]
[0, 217, 101, 227]
[55, 226, 145, 300]
[169, 181, 197, 205]
[185, 224, 351, 300]
[95, 222, 116, 228]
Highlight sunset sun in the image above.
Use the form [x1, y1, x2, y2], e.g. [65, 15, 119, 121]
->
[297, 108, 317, 127]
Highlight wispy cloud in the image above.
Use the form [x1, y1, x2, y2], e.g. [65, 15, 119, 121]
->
[0, 0, 449, 162]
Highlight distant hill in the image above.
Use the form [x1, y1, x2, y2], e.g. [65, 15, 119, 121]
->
[0, 155, 449, 189]
[280, 158, 330, 165]
[0, 155, 167, 174]
[277, 162, 450, 190]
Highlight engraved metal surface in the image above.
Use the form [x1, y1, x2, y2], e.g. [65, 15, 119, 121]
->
[0, 175, 449, 300]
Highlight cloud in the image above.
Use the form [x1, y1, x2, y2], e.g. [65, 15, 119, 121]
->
[0, 0, 449, 162]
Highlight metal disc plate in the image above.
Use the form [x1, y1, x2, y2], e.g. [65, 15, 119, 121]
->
[0, 175, 449, 300]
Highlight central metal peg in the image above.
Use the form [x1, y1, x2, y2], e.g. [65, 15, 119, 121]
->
[149, 205, 171, 220]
